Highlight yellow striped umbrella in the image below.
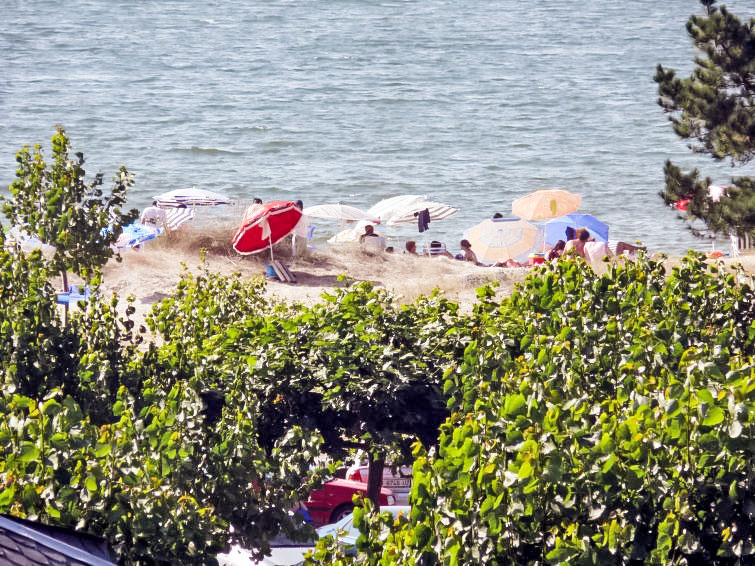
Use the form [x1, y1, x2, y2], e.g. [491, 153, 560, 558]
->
[511, 188, 581, 221]
[463, 218, 542, 264]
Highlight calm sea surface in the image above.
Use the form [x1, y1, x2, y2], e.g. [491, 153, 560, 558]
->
[2, 1, 753, 254]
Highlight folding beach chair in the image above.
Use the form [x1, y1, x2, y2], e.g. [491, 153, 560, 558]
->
[271, 259, 297, 283]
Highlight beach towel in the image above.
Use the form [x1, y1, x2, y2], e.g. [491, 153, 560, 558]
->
[417, 208, 431, 232]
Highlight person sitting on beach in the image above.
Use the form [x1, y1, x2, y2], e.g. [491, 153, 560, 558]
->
[140, 201, 166, 227]
[359, 224, 381, 243]
[405, 240, 418, 255]
[564, 229, 590, 259]
[459, 239, 479, 264]
[614, 241, 646, 257]
[547, 239, 566, 261]
[359, 224, 386, 251]
[427, 240, 453, 258]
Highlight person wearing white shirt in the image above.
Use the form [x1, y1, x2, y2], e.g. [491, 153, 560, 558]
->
[140, 201, 166, 227]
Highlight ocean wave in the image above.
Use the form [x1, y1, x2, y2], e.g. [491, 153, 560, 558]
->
[173, 147, 243, 156]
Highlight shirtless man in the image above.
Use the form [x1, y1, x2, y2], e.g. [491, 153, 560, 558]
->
[564, 229, 590, 258]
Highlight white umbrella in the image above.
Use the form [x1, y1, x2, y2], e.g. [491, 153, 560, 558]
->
[303, 203, 380, 223]
[383, 200, 457, 226]
[463, 217, 542, 264]
[368, 195, 427, 223]
[154, 187, 233, 208]
[368, 195, 457, 226]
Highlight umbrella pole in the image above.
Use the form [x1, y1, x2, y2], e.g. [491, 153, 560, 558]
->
[268, 233, 274, 262]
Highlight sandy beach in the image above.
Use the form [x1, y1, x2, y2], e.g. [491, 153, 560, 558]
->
[100, 221, 531, 323]
[95, 220, 755, 328]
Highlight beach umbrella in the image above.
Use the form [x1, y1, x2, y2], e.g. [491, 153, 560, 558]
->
[154, 187, 233, 208]
[512, 188, 581, 221]
[113, 222, 163, 250]
[543, 213, 609, 246]
[463, 217, 542, 264]
[164, 207, 195, 231]
[368, 195, 427, 223]
[382, 200, 457, 226]
[232, 201, 302, 255]
[303, 203, 380, 223]
[368, 195, 457, 227]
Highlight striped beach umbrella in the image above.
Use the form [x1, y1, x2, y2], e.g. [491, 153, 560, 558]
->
[368, 195, 457, 226]
[164, 207, 195, 231]
[154, 187, 233, 208]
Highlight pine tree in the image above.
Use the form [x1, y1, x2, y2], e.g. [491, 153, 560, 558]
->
[655, 0, 754, 238]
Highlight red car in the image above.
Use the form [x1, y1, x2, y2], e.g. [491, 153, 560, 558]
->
[306, 478, 395, 526]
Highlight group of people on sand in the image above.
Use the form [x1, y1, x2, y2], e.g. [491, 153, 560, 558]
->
[546, 227, 644, 265]
[403, 238, 477, 262]
[359, 223, 479, 264]
[358, 220, 644, 269]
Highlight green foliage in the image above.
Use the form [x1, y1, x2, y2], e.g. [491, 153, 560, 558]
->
[1, 126, 138, 285]
[144, 263, 271, 391]
[165, 278, 464, 504]
[3, 211, 754, 565]
[655, 1, 755, 236]
[0, 383, 324, 564]
[0, 251, 329, 563]
[0, 236, 67, 395]
[307, 499, 412, 565]
[150, 273, 464, 456]
[339, 255, 755, 565]
[0, 237, 145, 423]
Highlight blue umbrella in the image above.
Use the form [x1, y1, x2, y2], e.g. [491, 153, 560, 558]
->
[544, 213, 609, 246]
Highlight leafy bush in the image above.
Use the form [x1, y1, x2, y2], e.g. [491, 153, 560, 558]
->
[2, 237, 753, 565]
[0, 257, 328, 564]
[325, 254, 755, 565]
[0, 126, 138, 289]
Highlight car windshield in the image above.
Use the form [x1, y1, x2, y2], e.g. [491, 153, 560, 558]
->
[268, 532, 317, 547]
[316, 514, 353, 539]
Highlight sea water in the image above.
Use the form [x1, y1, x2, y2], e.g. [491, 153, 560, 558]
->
[2, 0, 753, 254]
